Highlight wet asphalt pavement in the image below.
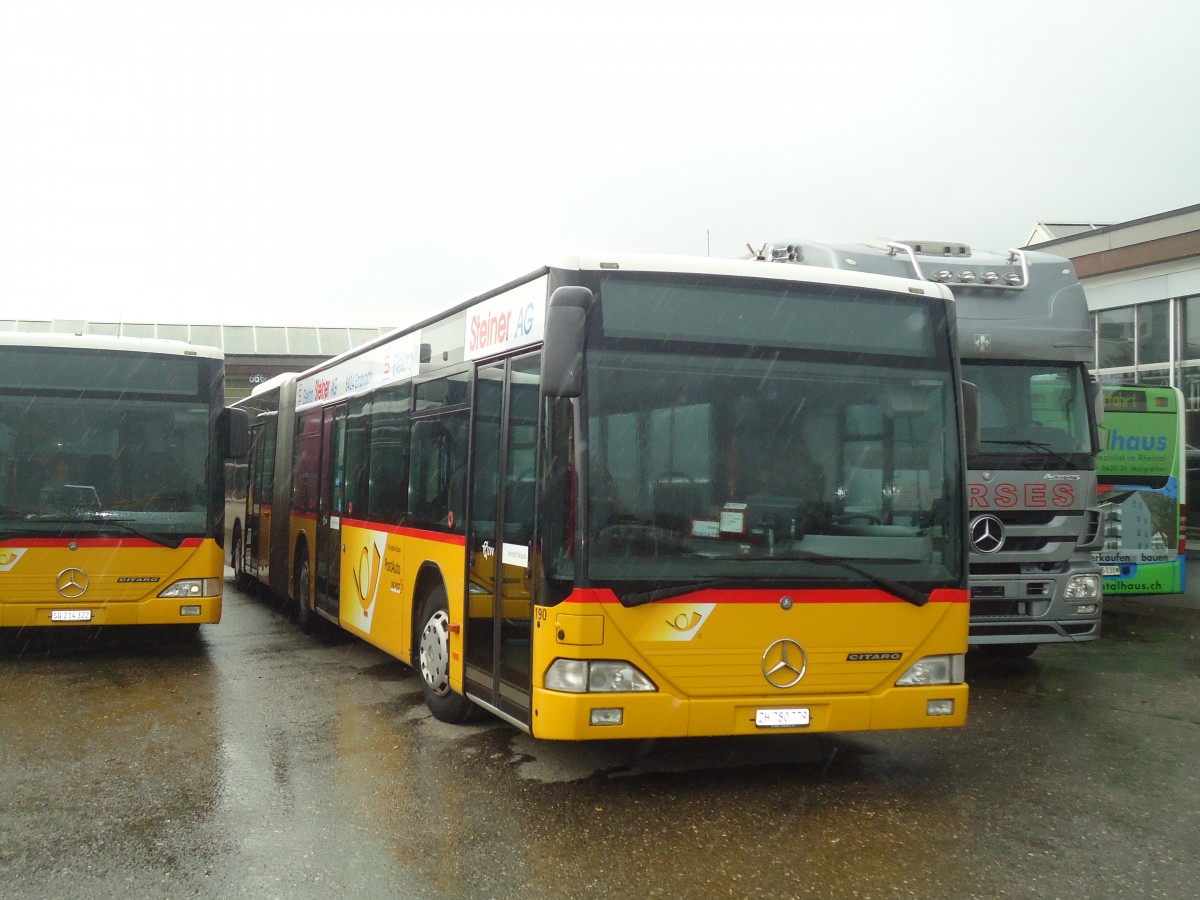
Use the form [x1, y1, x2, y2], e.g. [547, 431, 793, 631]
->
[2, 574, 1199, 899]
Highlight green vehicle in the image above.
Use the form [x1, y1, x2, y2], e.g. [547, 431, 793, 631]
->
[1094, 385, 1187, 595]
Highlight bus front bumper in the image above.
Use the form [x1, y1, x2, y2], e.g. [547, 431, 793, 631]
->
[0, 597, 222, 628]
[529, 683, 968, 740]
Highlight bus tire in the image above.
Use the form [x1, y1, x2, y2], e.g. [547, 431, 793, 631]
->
[294, 548, 320, 634]
[417, 585, 477, 724]
[231, 524, 251, 590]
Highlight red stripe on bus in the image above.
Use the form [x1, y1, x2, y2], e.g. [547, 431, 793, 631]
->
[0, 537, 205, 549]
[340, 517, 468, 547]
[563, 587, 969, 605]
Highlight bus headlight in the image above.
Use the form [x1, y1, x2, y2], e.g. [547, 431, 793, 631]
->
[896, 654, 965, 686]
[159, 578, 222, 599]
[545, 659, 657, 693]
[1065, 574, 1101, 600]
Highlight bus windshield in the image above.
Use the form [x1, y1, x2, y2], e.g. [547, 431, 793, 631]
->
[578, 350, 962, 595]
[0, 348, 216, 540]
[554, 273, 965, 598]
[965, 361, 1095, 466]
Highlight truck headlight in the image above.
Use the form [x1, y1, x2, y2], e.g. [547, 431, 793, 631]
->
[1065, 574, 1101, 600]
[896, 654, 965, 686]
[545, 659, 657, 693]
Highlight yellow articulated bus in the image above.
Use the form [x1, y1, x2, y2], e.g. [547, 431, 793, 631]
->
[227, 254, 974, 739]
[0, 333, 248, 630]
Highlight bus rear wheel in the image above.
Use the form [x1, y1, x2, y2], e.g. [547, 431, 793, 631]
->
[231, 525, 251, 590]
[294, 550, 320, 634]
[417, 585, 477, 724]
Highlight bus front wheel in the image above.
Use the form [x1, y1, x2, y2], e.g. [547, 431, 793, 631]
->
[417, 585, 477, 724]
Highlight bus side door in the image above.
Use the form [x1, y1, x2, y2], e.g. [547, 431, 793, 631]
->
[464, 353, 539, 726]
[248, 418, 276, 581]
[316, 403, 347, 619]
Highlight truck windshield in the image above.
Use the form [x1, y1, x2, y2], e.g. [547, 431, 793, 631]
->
[964, 361, 1095, 467]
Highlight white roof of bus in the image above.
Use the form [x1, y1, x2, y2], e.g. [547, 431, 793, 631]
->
[250, 371, 299, 396]
[0, 330, 223, 359]
[280, 250, 957, 385]
[554, 251, 956, 299]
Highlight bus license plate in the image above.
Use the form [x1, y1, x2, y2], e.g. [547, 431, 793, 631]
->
[51, 609, 92, 622]
[756, 708, 810, 728]
[1101, 566, 1120, 576]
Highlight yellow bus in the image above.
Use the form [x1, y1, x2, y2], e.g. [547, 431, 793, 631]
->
[228, 254, 973, 738]
[0, 333, 248, 630]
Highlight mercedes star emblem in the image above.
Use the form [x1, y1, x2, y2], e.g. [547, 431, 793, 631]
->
[762, 638, 807, 689]
[55, 567, 90, 599]
[970, 515, 1006, 555]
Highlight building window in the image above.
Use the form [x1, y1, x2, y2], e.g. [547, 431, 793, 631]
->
[1137, 300, 1171, 366]
[256, 326, 287, 354]
[157, 324, 188, 342]
[224, 326, 255, 354]
[192, 325, 222, 348]
[1181, 296, 1200, 362]
[1136, 368, 1172, 387]
[1097, 307, 1135, 368]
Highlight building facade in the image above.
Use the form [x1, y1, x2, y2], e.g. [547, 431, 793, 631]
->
[1025, 204, 1200, 542]
[1024, 204, 1200, 445]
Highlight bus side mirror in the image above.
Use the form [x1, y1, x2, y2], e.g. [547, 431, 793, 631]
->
[542, 286, 594, 398]
[1091, 379, 1105, 427]
[222, 407, 252, 460]
[962, 381, 980, 457]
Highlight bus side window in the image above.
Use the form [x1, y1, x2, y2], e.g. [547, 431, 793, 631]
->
[409, 415, 468, 532]
[343, 398, 370, 518]
[293, 410, 323, 513]
[368, 385, 411, 525]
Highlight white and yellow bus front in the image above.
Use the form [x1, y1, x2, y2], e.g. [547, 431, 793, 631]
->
[529, 259, 970, 739]
[0, 333, 231, 629]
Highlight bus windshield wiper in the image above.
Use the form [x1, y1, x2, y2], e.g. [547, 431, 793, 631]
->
[618, 559, 929, 609]
[1, 526, 55, 540]
[755, 550, 930, 607]
[979, 438, 1078, 469]
[96, 517, 186, 549]
[696, 549, 926, 607]
[25, 515, 185, 549]
[619, 578, 775, 608]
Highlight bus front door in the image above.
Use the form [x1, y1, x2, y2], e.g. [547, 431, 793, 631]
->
[316, 403, 347, 620]
[464, 354, 539, 727]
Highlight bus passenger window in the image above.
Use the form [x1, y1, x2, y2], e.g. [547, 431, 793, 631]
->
[409, 415, 467, 532]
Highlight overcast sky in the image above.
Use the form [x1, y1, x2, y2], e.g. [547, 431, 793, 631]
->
[2, 0, 1197, 328]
